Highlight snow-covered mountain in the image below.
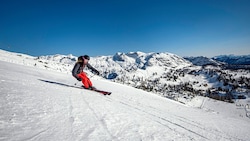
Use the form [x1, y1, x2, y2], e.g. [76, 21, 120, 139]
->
[91, 51, 192, 79]
[184, 56, 224, 66]
[1, 49, 249, 104]
[1, 50, 250, 140]
[89, 52, 250, 103]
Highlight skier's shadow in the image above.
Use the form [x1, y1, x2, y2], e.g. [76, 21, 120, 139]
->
[38, 79, 80, 89]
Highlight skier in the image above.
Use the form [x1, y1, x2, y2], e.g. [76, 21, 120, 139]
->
[72, 55, 100, 89]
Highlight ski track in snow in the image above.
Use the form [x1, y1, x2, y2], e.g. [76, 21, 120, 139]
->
[0, 60, 250, 141]
[103, 95, 242, 141]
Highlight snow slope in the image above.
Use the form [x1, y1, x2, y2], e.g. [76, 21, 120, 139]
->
[1, 58, 250, 140]
[0, 49, 76, 74]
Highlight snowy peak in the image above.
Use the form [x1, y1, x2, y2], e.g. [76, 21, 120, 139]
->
[184, 56, 224, 66]
[112, 52, 135, 63]
[91, 51, 192, 78]
[151, 52, 192, 68]
[110, 51, 191, 70]
[125, 51, 146, 59]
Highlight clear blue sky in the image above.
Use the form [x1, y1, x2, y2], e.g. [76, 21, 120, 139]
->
[0, 0, 250, 57]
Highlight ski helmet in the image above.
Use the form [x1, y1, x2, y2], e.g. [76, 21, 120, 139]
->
[83, 55, 90, 60]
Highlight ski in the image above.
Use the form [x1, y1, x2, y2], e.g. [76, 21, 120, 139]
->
[39, 80, 111, 95]
[81, 86, 111, 95]
[92, 89, 112, 95]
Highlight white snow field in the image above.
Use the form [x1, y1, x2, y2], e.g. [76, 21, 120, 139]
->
[0, 61, 250, 140]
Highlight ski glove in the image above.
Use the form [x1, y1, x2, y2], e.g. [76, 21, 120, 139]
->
[77, 77, 82, 81]
[95, 71, 100, 75]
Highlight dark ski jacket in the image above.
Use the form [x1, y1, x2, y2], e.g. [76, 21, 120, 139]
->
[72, 62, 99, 80]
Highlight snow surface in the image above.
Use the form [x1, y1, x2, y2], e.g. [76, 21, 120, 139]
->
[1, 51, 250, 140]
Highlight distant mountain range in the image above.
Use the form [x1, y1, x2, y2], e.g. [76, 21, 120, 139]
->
[213, 55, 250, 65]
[185, 55, 250, 69]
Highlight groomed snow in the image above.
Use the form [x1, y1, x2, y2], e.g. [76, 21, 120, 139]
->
[0, 59, 250, 140]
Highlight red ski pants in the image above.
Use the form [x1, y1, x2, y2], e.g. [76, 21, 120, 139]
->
[78, 72, 92, 88]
